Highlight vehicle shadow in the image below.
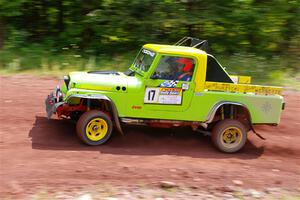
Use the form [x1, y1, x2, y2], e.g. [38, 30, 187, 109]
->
[28, 116, 264, 159]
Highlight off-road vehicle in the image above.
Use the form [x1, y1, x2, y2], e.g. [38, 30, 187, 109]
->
[46, 37, 284, 153]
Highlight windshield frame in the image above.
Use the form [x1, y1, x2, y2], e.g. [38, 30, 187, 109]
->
[130, 48, 156, 76]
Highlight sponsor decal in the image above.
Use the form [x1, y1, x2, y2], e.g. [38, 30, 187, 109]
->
[182, 83, 189, 90]
[194, 92, 203, 96]
[159, 80, 179, 88]
[131, 105, 142, 109]
[261, 102, 272, 113]
[142, 49, 155, 57]
[144, 87, 182, 105]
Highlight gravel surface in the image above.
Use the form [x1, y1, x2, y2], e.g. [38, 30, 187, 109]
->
[0, 75, 299, 199]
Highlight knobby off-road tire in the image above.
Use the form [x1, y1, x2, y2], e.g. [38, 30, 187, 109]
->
[76, 110, 113, 145]
[212, 119, 248, 153]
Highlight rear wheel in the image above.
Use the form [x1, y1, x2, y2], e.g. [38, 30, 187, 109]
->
[211, 119, 247, 153]
[76, 110, 113, 145]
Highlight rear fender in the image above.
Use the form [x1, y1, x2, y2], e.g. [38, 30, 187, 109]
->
[205, 101, 252, 125]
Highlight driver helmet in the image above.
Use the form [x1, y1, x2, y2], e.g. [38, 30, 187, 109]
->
[176, 58, 193, 72]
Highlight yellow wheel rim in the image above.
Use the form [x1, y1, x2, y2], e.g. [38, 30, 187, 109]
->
[221, 126, 243, 148]
[85, 118, 108, 142]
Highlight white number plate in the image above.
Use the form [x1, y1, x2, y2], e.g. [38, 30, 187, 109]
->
[144, 87, 182, 105]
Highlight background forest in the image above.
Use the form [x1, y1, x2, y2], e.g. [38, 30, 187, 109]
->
[0, 0, 299, 87]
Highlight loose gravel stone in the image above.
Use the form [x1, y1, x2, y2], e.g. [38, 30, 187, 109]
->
[159, 181, 178, 189]
[216, 185, 236, 193]
[232, 180, 243, 186]
[265, 187, 281, 194]
[243, 189, 264, 198]
[77, 193, 93, 200]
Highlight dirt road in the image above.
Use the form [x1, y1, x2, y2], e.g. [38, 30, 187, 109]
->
[0, 75, 299, 199]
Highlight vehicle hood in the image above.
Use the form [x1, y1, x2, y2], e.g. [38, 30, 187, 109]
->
[68, 71, 128, 92]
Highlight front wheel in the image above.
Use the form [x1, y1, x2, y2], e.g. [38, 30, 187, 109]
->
[211, 119, 248, 153]
[76, 110, 113, 145]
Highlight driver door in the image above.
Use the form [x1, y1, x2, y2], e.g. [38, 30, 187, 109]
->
[143, 54, 196, 112]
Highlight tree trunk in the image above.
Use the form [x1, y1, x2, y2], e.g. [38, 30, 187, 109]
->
[57, 0, 64, 32]
[0, 17, 5, 49]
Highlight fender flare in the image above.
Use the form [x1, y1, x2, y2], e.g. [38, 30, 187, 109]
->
[66, 94, 123, 135]
[205, 101, 265, 139]
[205, 101, 252, 124]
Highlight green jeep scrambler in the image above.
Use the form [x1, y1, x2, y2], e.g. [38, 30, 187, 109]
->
[46, 37, 284, 153]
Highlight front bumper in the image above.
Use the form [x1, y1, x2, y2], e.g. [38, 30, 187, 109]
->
[45, 86, 64, 119]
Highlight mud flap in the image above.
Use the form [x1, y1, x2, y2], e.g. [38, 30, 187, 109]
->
[251, 126, 266, 140]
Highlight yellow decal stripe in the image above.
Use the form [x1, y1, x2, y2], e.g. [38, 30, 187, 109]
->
[205, 81, 282, 95]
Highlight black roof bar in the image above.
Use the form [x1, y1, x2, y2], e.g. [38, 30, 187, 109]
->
[174, 37, 209, 52]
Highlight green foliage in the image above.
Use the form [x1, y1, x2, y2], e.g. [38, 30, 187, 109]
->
[0, 0, 299, 86]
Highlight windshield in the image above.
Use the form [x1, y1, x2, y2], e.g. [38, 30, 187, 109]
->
[133, 48, 156, 72]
